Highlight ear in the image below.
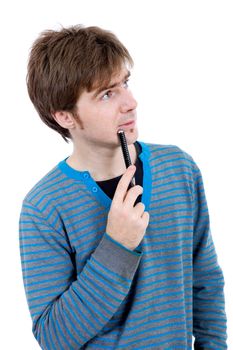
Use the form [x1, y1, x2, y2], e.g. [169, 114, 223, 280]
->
[53, 111, 76, 130]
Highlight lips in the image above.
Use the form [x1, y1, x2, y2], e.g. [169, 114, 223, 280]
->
[119, 120, 135, 127]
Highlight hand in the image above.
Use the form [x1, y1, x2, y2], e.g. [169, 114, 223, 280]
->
[106, 165, 150, 250]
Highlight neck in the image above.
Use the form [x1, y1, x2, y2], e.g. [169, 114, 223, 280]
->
[67, 141, 137, 181]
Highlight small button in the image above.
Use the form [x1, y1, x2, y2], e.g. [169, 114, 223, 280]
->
[83, 173, 89, 179]
[92, 187, 98, 192]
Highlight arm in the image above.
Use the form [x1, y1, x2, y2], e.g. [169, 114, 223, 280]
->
[192, 163, 227, 349]
[19, 200, 142, 349]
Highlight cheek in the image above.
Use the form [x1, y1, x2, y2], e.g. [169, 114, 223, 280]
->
[93, 105, 118, 125]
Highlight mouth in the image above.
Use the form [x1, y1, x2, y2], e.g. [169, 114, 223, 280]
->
[119, 120, 135, 127]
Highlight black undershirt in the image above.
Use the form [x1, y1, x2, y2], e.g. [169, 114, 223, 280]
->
[96, 141, 143, 205]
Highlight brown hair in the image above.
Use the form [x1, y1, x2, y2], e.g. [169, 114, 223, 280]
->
[27, 25, 134, 142]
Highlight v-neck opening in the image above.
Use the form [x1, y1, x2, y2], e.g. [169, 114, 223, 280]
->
[58, 140, 152, 211]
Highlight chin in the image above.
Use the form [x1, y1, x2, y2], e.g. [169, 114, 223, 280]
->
[125, 127, 139, 144]
[115, 125, 138, 147]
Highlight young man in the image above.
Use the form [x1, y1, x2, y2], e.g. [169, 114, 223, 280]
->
[19, 25, 227, 349]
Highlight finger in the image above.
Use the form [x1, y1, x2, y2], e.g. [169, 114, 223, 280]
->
[141, 211, 150, 226]
[133, 202, 145, 216]
[112, 165, 136, 204]
[124, 185, 143, 208]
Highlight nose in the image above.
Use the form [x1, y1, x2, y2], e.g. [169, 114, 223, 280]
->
[120, 89, 138, 113]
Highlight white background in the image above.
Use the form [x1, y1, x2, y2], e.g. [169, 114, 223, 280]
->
[0, 0, 232, 349]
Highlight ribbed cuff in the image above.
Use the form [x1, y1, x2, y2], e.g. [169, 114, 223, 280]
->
[92, 233, 143, 280]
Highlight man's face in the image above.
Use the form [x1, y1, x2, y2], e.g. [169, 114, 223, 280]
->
[72, 67, 138, 149]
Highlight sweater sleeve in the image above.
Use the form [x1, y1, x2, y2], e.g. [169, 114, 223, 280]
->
[19, 200, 142, 350]
[191, 163, 227, 349]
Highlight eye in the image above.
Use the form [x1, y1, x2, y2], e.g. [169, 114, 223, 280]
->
[100, 79, 130, 101]
[101, 90, 113, 101]
[123, 79, 129, 88]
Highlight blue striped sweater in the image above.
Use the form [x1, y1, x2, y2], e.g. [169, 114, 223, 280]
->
[19, 142, 227, 349]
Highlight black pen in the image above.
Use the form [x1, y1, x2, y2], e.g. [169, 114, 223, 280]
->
[117, 129, 136, 188]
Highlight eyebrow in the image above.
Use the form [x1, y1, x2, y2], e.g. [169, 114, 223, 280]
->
[92, 70, 131, 99]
